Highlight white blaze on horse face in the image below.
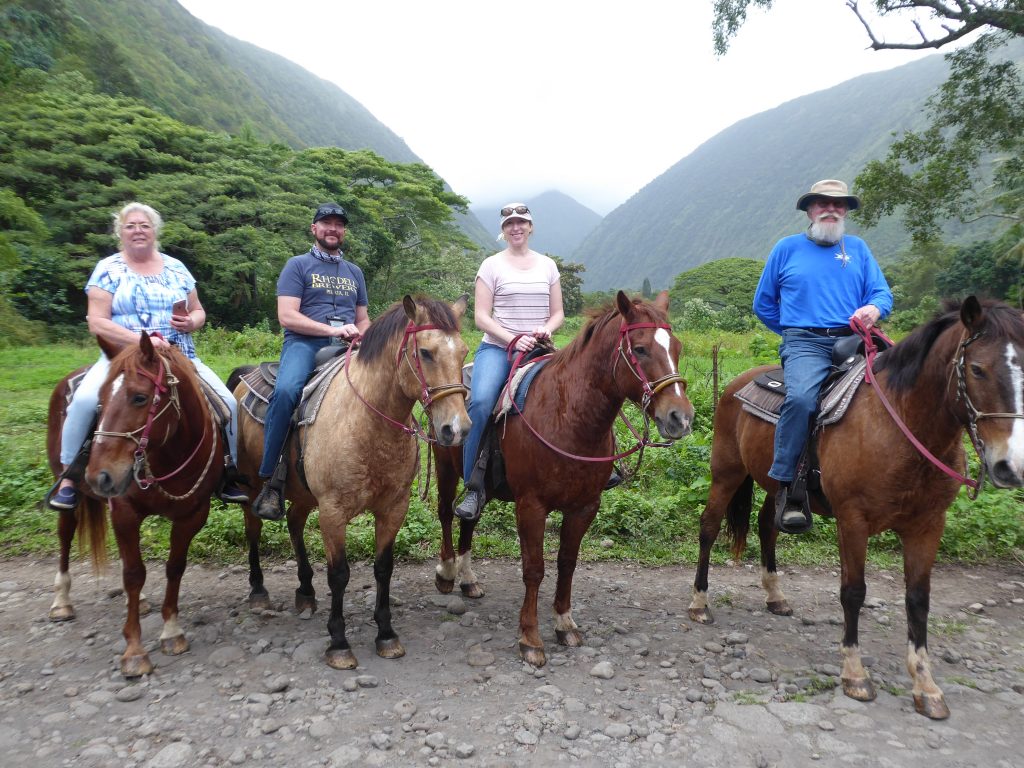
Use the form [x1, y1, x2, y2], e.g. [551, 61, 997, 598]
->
[1005, 342, 1024, 460]
[653, 328, 683, 396]
[94, 374, 124, 443]
[445, 335, 455, 351]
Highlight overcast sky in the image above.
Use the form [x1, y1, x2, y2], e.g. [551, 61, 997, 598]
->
[177, 0, 942, 215]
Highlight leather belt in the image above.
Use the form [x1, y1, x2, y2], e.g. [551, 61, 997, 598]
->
[789, 326, 854, 337]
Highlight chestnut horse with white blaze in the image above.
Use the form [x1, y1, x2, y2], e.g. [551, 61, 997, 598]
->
[433, 291, 694, 667]
[689, 297, 1024, 719]
[234, 295, 470, 669]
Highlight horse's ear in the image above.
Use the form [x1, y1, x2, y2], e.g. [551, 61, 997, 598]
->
[451, 293, 468, 320]
[139, 331, 156, 362]
[653, 290, 670, 314]
[97, 334, 120, 361]
[961, 295, 983, 331]
[615, 290, 634, 320]
[402, 295, 418, 322]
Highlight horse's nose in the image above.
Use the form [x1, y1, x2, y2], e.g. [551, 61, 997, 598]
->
[657, 407, 693, 440]
[989, 459, 1024, 488]
[90, 470, 117, 498]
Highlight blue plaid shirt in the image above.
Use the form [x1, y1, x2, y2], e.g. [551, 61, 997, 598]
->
[86, 252, 198, 358]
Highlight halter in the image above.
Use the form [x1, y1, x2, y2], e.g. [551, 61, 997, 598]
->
[503, 319, 686, 470]
[344, 321, 468, 442]
[92, 353, 218, 499]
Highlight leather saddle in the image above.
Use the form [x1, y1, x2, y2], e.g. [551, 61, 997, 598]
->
[237, 344, 349, 428]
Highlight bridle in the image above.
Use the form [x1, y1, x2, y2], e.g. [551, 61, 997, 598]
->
[343, 320, 468, 442]
[855, 317, 1023, 499]
[92, 353, 218, 499]
[505, 318, 687, 470]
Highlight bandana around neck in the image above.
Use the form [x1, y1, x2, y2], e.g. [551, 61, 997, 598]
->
[311, 245, 343, 264]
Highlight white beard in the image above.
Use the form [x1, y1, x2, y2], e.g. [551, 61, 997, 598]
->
[808, 216, 845, 245]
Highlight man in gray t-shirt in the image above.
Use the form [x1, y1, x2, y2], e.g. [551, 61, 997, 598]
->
[253, 203, 370, 520]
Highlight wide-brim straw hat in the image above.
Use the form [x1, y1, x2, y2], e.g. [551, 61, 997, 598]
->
[796, 179, 860, 211]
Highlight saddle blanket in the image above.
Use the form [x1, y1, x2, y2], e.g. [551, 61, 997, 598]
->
[238, 353, 348, 427]
[496, 359, 550, 419]
[734, 359, 866, 426]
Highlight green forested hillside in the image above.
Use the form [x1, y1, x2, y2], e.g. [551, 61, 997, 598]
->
[575, 51, 1005, 291]
[0, 0, 493, 247]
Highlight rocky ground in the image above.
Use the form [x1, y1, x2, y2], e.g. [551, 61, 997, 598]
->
[0, 555, 1022, 768]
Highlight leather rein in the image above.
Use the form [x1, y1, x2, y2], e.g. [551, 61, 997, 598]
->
[504, 320, 687, 471]
[343, 321, 468, 443]
[853, 316, 1023, 498]
[92, 351, 218, 499]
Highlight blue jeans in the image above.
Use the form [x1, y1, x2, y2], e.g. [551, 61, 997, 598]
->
[463, 343, 512, 484]
[259, 335, 330, 477]
[769, 329, 837, 483]
[61, 352, 238, 467]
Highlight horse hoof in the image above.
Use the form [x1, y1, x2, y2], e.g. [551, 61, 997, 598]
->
[160, 634, 189, 656]
[121, 654, 153, 679]
[376, 637, 406, 659]
[325, 648, 358, 670]
[688, 607, 714, 624]
[842, 676, 877, 702]
[766, 600, 793, 617]
[913, 693, 950, 720]
[555, 629, 584, 647]
[48, 606, 76, 622]
[460, 582, 485, 599]
[518, 642, 547, 668]
[294, 592, 317, 614]
[249, 590, 271, 612]
[435, 573, 454, 594]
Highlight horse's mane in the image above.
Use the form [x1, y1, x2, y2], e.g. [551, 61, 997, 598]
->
[111, 341, 201, 393]
[358, 297, 461, 364]
[551, 297, 650, 369]
[874, 298, 1024, 393]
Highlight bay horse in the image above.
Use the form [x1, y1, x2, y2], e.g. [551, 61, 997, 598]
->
[433, 291, 694, 667]
[688, 297, 1024, 719]
[47, 331, 225, 678]
[234, 295, 469, 669]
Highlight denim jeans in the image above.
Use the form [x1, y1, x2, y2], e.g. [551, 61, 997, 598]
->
[768, 329, 837, 483]
[463, 342, 513, 484]
[259, 335, 330, 478]
[60, 352, 239, 467]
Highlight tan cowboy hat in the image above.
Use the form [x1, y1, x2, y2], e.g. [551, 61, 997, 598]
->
[796, 179, 860, 211]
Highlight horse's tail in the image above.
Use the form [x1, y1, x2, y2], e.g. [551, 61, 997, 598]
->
[77, 499, 109, 574]
[723, 475, 753, 560]
[227, 364, 257, 393]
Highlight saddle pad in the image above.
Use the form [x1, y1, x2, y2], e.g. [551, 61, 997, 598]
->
[64, 367, 92, 408]
[496, 358, 550, 419]
[734, 359, 867, 427]
[237, 354, 349, 427]
[197, 377, 232, 428]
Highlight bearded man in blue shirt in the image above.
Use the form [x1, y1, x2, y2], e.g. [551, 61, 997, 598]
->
[752, 179, 893, 533]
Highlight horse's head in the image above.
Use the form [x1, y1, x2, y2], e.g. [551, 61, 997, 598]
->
[612, 290, 694, 441]
[396, 294, 471, 447]
[86, 332, 198, 498]
[955, 297, 1024, 488]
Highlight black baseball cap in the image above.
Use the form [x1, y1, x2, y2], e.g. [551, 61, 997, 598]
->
[313, 203, 349, 225]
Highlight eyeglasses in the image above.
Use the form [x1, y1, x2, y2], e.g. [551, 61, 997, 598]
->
[500, 205, 530, 217]
[122, 223, 153, 232]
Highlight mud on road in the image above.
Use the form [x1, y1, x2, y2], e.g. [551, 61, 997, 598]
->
[0, 555, 1022, 767]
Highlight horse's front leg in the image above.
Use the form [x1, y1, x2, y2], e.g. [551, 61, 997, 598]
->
[435, 451, 485, 596]
[322, 520, 356, 669]
[689, 480, 735, 624]
[111, 507, 151, 678]
[837, 526, 875, 703]
[159, 504, 209, 659]
[289, 504, 317, 614]
[372, 508, 406, 659]
[553, 502, 598, 648]
[515, 497, 547, 667]
[49, 508, 79, 621]
[903, 532, 949, 719]
[756, 495, 792, 616]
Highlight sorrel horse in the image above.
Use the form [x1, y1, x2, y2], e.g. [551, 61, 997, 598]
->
[433, 291, 694, 667]
[234, 295, 469, 669]
[688, 297, 1024, 719]
[46, 332, 225, 678]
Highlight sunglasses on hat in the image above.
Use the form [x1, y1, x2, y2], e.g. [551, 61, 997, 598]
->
[500, 205, 530, 217]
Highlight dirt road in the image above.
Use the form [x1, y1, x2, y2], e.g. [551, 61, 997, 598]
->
[0, 556, 1021, 767]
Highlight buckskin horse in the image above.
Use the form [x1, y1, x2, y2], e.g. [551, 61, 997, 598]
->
[433, 291, 694, 667]
[47, 331, 226, 678]
[233, 295, 469, 669]
[688, 296, 1024, 719]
